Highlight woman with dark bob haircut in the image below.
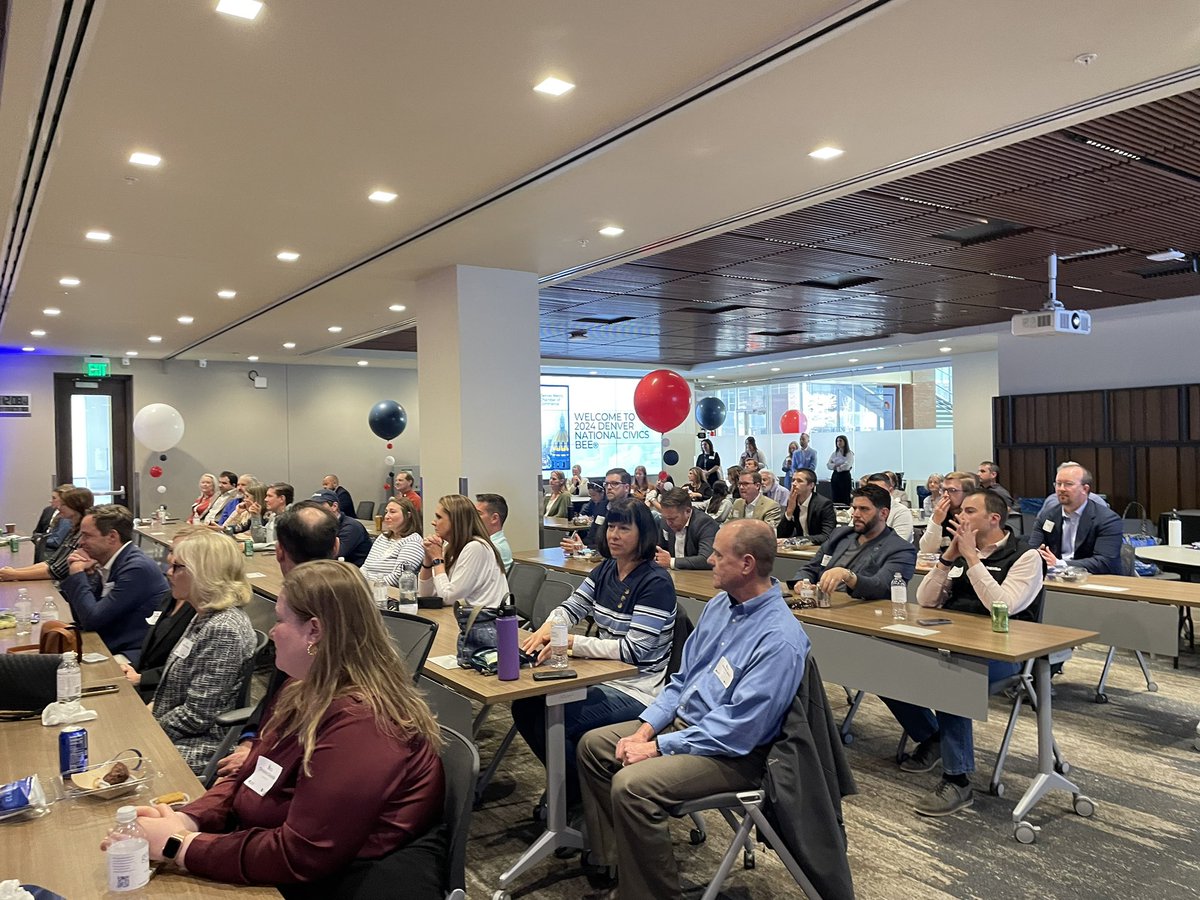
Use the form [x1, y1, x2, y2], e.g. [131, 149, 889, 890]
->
[514, 498, 677, 808]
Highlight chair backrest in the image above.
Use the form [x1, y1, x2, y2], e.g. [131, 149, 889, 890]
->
[665, 607, 694, 678]
[507, 561, 547, 622]
[439, 725, 479, 900]
[355, 500, 375, 521]
[234, 629, 271, 709]
[530, 579, 573, 630]
[380, 610, 439, 676]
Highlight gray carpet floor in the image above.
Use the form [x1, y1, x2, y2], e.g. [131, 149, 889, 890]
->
[461, 640, 1200, 899]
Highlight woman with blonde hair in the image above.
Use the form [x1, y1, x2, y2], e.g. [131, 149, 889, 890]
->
[223, 482, 267, 535]
[124, 560, 445, 889]
[362, 496, 426, 585]
[420, 494, 508, 608]
[150, 529, 256, 772]
[544, 470, 571, 518]
[189, 473, 218, 523]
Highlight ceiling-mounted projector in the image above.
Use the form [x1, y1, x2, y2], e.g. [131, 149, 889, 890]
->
[1011, 308, 1091, 336]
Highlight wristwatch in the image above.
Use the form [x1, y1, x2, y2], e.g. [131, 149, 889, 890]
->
[162, 832, 190, 860]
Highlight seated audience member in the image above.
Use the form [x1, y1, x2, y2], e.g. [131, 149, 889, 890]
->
[759, 469, 789, 505]
[654, 488, 718, 570]
[918, 471, 978, 554]
[794, 484, 916, 599]
[543, 470, 572, 518]
[568, 463, 586, 496]
[922, 474, 943, 517]
[1, 487, 94, 583]
[885, 470, 908, 508]
[121, 527, 202, 702]
[361, 496, 425, 586]
[394, 471, 423, 513]
[222, 481, 267, 536]
[32, 484, 73, 563]
[202, 471, 241, 526]
[260, 482, 294, 542]
[976, 461, 1014, 510]
[1036, 460, 1110, 515]
[725, 464, 743, 487]
[1028, 462, 1123, 574]
[743, 458, 760, 474]
[576, 520, 808, 899]
[151, 530, 257, 773]
[579, 481, 605, 519]
[474, 493, 514, 573]
[728, 470, 783, 529]
[313, 489, 370, 566]
[703, 480, 733, 525]
[683, 466, 712, 503]
[515, 499, 676, 806]
[777, 467, 837, 544]
[420, 494, 508, 609]
[189, 474, 218, 524]
[58, 504, 169, 664]
[125, 560, 445, 889]
[631, 465, 652, 502]
[882, 490, 1042, 816]
[562, 469, 629, 551]
[868, 473, 914, 541]
[322, 474, 356, 519]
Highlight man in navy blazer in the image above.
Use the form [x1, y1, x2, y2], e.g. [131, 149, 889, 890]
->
[654, 488, 719, 569]
[1028, 462, 1123, 574]
[59, 504, 169, 665]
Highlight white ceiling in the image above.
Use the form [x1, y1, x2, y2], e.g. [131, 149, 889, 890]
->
[2, 0, 1199, 373]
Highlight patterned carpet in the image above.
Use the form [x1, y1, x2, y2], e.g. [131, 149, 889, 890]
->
[462, 641, 1200, 899]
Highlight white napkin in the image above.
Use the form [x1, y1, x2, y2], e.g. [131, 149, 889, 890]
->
[41, 699, 98, 726]
[0, 880, 35, 900]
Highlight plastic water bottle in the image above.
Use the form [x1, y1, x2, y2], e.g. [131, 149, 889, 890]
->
[106, 805, 151, 892]
[40, 595, 59, 621]
[370, 575, 389, 610]
[15, 588, 33, 634]
[890, 572, 908, 621]
[57, 652, 81, 703]
[548, 608, 570, 669]
[397, 566, 418, 615]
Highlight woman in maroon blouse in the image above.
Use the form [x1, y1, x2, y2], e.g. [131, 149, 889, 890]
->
[115, 560, 445, 887]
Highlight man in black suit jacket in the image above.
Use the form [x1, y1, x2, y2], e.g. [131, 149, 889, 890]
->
[1028, 462, 1123, 574]
[654, 488, 719, 570]
[313, 489, 369, 566]
[777, 467, 837, 544]
[322, 474, 356, 519]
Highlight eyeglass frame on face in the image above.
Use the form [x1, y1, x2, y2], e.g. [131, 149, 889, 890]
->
[167, 559, 187, 573]
[942, 486, 964, 495]
[1053, 479, 1081, 489]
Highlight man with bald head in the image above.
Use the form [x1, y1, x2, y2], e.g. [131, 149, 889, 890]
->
[321, 474, 355, 519]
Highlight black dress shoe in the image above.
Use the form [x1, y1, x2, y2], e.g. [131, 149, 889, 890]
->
[581, 852, 618, 889]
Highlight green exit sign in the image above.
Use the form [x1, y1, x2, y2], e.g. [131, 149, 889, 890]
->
[84, 357, 110, 377]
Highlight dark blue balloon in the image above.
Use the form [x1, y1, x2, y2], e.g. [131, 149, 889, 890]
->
[663, 449, 680, 466]
[695, 396, 727, 431]
[368, 400, 408, 440]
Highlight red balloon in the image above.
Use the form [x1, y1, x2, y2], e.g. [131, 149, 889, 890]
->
[386, 442, 393, 449]
[779, 409, 800, 433]
[658, 471, 670, 482]
[384, 483, 392, 491]
[633, 369, 692, 433]
[149, 465, 163, 478]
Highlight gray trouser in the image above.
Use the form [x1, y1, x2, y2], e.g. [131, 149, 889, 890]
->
[577, 718, 768, 900]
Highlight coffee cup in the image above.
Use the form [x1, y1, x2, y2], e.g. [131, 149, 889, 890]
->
[3, 523, 15, 535]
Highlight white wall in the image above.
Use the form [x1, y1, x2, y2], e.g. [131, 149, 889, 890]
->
[952, 350, 999, 471]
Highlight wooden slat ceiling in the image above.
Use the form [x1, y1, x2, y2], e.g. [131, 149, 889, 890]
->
[539, 89, 1200, 365]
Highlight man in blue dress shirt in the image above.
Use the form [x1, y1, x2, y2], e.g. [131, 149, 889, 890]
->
[791, 432, 817, 477]
[577, 518, 809, 900]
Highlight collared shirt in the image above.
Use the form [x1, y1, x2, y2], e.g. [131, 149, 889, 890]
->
[792, 446, 817, 473]
[490, 530, 513, 573]
[642, 579, 809, 757]
[1060, 498, 1088, 561]
[918, 533, 1041, 615]
[797, 498, 810, 536]
[742, 496, 759, 518]
[99, 541, 133, 584]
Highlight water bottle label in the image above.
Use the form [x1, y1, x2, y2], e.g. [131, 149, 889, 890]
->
[57, 669, 81, 701]
[550, 624, 568, 646]
[107, 839, 150, 891]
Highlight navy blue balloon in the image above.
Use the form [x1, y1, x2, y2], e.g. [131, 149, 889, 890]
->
[663, 449, 680, 466]
[368, 400, 408, 440]
[695, 396, 727, 431]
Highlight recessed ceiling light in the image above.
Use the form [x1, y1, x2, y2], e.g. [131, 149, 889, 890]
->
[875, 365, 884, 370]
[327, 326, 342, 333]
[59, 277, 80, 286]
[770, 367, 781, 372]
[598, 226, 624, 237]
[148, 335, 162, 343]
[30, 329, 46, 337]
[128, 152, 161, 167]
[247, 355, 259, 362]
[177, 315, 194, 324]
[217, 290, 237, 299]
[276, 250, 300, 262]
[368, 190, 397, 204]
[534, 77, 575, 96]
[124, 351, 139, 357]
[705, 375, 715, 379]
[809, 146, 844, 160]
[282, 341, 296, 349]
[588, 370, 598, 375]
[85, 230, 111, 242]
[43, 308, 60, 316]
[388, 304, 406, 312]
[21, 346, 35, 352]
[847, 358, 859, 363]
[357, 360, 369, 367]
[939, 346, 953, 353]
[216, 0, 263, 19]
[1146, 249, 1186, 262]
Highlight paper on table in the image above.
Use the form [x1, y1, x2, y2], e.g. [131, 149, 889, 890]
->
[426, 654, 460, 669]
[1084, 585, 1130, 593]
[246, 572, 266, 579]
[882, 624, 940, 637]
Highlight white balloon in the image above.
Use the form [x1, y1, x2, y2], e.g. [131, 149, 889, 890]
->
[661, 437, 671, 447]
[133, 403, 186, 452]
[384, 455, 396, 466]
[156, 484, 167, 494]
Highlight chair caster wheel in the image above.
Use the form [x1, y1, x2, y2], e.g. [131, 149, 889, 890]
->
[1014, 820, 1039, 844]
[492, 891, 510, 900]
[743, 850, 755, 869]
[689, 828, 706, 846]
[989, 782, 1005, 798]
[1055, 760, 1071, 776]
[1094, 693, 1108, 704]
[841, 732, 854, 746]
[1073, 795, 1095, 818]
[1147, 682, 1159, 692]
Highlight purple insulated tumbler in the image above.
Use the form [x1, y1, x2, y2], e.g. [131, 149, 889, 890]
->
[496, 595, 520, 681]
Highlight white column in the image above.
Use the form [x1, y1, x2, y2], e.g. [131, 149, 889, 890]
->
[415, 265, 541, 551]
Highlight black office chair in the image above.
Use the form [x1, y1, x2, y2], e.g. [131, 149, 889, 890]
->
[355, 500, 375, 521]
[380, 609, 439, 676]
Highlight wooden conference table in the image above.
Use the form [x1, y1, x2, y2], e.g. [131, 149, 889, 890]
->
[135, 525, 636, 897]
[0, 556, 277, 897]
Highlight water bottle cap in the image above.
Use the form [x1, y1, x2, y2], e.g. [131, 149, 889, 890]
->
[116, 806, 138, 823]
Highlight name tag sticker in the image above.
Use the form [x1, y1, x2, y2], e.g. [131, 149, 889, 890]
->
[714, 656, 734, 689]
[1043, 519, 1056, 534]
[821, 554, 832, 566]
[146, 611, 162, 625]
[172, 638, 194, 659]
[243, 756, 283, 797]
[948, 566, 964, 579]
[595, 516, 606, 526]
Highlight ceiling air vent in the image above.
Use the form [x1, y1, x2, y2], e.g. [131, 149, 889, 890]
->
[751, 328, 805, 337]
[575, 315, 635, 325]
[934, 217, 1030, 246]
[798, 274, 880, 290]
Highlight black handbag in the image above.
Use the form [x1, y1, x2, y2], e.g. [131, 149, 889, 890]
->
[0, 653, 60, 718]
[454, 601, 500, 669]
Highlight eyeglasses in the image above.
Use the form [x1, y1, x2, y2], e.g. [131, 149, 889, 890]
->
[167, 560, 187, 573]
[604, 480, 623, 487]
[1053, 480, 1080, 489]
[942, 487, 964, 495]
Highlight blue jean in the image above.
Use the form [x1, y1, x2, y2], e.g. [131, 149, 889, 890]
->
[881, 659, 1021, 776]
[512, 684, 647, 805]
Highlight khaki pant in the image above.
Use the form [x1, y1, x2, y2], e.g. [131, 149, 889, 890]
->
[577, 718, 769, 900]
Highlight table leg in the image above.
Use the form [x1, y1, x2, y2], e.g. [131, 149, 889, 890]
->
[497, 686, 586, 891]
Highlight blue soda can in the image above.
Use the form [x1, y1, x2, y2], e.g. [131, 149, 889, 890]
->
[59, 726, 88, 775]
